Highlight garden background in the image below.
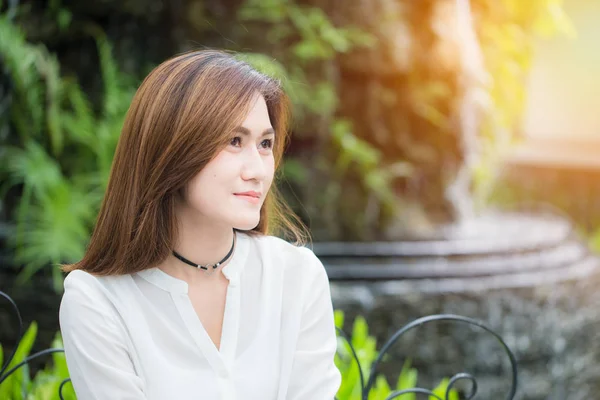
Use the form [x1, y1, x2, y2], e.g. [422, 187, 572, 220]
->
[1, 0, 600, 399]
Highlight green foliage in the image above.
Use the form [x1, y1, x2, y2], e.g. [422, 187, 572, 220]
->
[0, 321, 37, 399]
[239, 0, 374, 123]
[0, 11, 61, 153]
[0, 14, 136, 289]
[334, 310, 459, 400]
[238, 0, 400, 239]
[0, 323, 75, 400]
[473, 0, 574, 207]
[331, 119, 413, 209]
[239, 0, 374, 60]
[588, 227, 600, 254]
[240, 0, 574, 236]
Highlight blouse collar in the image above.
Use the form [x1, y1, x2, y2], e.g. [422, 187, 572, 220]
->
[136, 230, 250, 294]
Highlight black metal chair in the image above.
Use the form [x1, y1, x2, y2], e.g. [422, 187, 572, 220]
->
[0, 290, 518, 400]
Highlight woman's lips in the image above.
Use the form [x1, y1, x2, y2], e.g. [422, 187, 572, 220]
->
[234, 194, 261, 204]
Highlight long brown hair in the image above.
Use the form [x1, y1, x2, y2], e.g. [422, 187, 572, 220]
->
[63, 49, 308, 276]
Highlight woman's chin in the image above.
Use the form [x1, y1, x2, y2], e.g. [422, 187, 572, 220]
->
[232, 216, 260, 231]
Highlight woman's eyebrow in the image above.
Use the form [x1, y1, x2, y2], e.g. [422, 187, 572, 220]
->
[233, 126, 275, 137]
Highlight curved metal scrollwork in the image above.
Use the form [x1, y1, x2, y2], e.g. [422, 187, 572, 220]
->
[336, 314, 518, 400]
[1, 290, 516, 399]
[0, 290, 72, 399]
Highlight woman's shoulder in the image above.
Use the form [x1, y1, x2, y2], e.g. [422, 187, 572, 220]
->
[63, 269, 104, 294]
[61, 269, 132, 313]
[63, 269, 126, 294]
[251, 233, 296, 250]
[252, 233, 314, 257]
[250, 233, 326, 277]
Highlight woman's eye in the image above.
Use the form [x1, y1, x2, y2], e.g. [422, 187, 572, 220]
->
[260, 139, 274, 149]
[230, 136, 273, 150]
[230, 137, 242, 147]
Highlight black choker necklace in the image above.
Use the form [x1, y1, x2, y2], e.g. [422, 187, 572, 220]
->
[172, 231, 236, 275]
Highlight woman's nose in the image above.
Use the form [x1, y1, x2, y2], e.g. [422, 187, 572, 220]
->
[241, 147, 267, 181]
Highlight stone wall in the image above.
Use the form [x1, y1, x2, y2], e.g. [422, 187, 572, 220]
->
[331, 265, 600, 399]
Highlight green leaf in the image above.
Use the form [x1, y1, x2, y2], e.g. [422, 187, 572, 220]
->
[0, 321, 38, 400]
[13, 179, 98, 284]
[334, 310, 345, 330]
[28, 334, 76, 400]
[61, 80, 95, 147]
[281, 159, 309, 185]
[39, 52, 64, 157]
[57, 8, 72, 31]
[370, 375, 391, 399]
[320, 24, 351, 53]
[397, 359, 418, 400]
[2, 142, 63, 198]
[292, 39, 332, 61]
[0, 15, 45, 140]
[237, 0, 288, 23]
[351, 316, 368, 350]
[307, 82, 337, 115]
[334, 310, 460, 400]
[431, 377, 459, 400]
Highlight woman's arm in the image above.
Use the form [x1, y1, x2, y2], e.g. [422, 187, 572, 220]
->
[286, 248, 342, 400]
[59, 272, 146, 399]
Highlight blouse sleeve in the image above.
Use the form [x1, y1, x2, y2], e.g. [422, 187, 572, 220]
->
[59, 271, 146, 400]
[286, 248, 342, 400]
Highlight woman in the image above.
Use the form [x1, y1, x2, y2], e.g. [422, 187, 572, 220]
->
[59, 50, 341, 400]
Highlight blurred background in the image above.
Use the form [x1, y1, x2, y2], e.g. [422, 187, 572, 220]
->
[1, 0, 599, 399]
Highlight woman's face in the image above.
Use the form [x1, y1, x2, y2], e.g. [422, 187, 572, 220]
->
[180, 93, 276, 230]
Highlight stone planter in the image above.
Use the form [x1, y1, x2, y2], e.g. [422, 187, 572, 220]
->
[316, 211, 600, 399]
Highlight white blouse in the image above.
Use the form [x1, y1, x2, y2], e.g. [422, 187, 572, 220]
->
[59, 231, 341, 400]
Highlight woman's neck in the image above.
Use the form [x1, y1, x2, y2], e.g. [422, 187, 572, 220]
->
[160, 208, 236, 283]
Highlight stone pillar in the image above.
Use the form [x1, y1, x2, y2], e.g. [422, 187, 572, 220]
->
[315, 0, 488, 236]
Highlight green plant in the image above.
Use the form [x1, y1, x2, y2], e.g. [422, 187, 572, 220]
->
[237, 0, 575, 237]
[472, 0, 575, 208]
[0, 322, 75, 400]
[334, 310, 459, 400]
[0, 9, 61, 153]
[0, 11, 137, 289]
[237, 0, 403, 240]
